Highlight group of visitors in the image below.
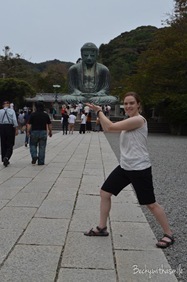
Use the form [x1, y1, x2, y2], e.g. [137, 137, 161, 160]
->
[60, 108, 91, 135]
[60, 103, 105, 134]
[61, 110, 77, 135]
[0, 101, 52, 167]
[0, 99, 108, 168]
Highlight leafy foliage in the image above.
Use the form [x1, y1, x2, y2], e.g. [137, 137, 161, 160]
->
[0, 48, 72, 93]
[124, 1, 187, 126]
[99, 26, 158, 91]
[0, 78, 35, 108]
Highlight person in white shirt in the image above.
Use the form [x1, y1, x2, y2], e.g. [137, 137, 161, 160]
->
[84, 92, 174, 250]
[79, 110, 86, 134]
[68, 113, 76, 134]
[0, 101, 18, 166]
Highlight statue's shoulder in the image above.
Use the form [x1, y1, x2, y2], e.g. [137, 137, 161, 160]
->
[68, 63, 82, 73]
[96, 62, 109, 72]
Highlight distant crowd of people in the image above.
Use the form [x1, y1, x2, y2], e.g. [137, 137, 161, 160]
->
[60, 102, 111, 135]
[0, 101, 112, 167]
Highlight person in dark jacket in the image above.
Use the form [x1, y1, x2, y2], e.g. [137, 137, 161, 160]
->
[27, 102, 52, 165]
[61, 111, 69, 135]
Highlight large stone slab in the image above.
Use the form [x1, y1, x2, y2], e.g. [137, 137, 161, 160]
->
[61, 232, 114, 269]
[0, 229, 23, 264]
[69, 209, 102, 232]
[111, 189, 138, 204]
[0, 245, 61, 282]
[75, 194, 100, 210]
[7, 192, 47, 207]
[0, 199, 8, 209]
[63, 163, 85, 172]
[0, 177, 32, 188]
[59, 170, 82, 178]
[19, 218, 69, 245]
[115, 250, 178, 282]
[55, 176, 81, 187]
[47, 187, 77, 202]
[34, 173, 59, 182]
[0, 187, 23, 200]
[79, 183, 101, 195]
[58, 268, 116, 282]
[110, 203, 147, 222]
[22, 180, 54, 193]
[111, 221, 157, 250]
[83, 167, 104, 176]
[0, 207, 36, 229]
[14, 167, 41, 178]
[35, 199, 74, 219]
[81, 174, 104, 184]
[84, 163, 103, 169]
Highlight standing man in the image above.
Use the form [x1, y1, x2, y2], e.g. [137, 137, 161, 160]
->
[68, 112, 76, 134]
[79, 110, 86, 134]
[61, 110, 69, 135]
[0, 101, 18, 167]
[27, 102, 52, 165]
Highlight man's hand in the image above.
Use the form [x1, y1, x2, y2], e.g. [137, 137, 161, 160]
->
[48, 131, 52, 137]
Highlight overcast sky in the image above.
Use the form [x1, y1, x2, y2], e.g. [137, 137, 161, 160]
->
[0, 0, 174, 64]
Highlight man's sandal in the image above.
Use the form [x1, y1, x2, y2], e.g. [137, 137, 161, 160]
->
[84, 226, 109, 237]
[156, 234, 175, 249]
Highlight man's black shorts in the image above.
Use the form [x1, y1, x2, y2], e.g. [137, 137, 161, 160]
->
[101, 165, 156, 205]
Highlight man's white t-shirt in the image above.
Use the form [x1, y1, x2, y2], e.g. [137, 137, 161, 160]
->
[81, 114, 86, 124]
[68, 114, 76, 124]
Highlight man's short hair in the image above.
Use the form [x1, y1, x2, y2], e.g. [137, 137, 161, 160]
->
[35, 101, 44, 111]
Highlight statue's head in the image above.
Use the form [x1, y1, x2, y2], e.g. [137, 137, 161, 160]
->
[81, 42, 98, 66]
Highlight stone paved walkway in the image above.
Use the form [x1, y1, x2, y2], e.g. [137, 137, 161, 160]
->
[0, 132, 177, 281]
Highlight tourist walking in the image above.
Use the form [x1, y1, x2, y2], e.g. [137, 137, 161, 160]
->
[27, 102, 52, 165]
[0, 101, 18, 167]
[84, 92, 174, 249]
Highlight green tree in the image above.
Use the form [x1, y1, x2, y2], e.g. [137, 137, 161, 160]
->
[36, 63, 68, 93]
[0, 78, 35, 109]
[127, 0, 187, 123]
[99, 26, 158, 85]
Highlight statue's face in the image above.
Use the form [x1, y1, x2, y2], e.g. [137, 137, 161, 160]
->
[81, 49, 98, 66]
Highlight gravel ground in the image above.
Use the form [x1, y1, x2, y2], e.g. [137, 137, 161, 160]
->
[105, 132, 186, 282]
[9, 132, 187, 281]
